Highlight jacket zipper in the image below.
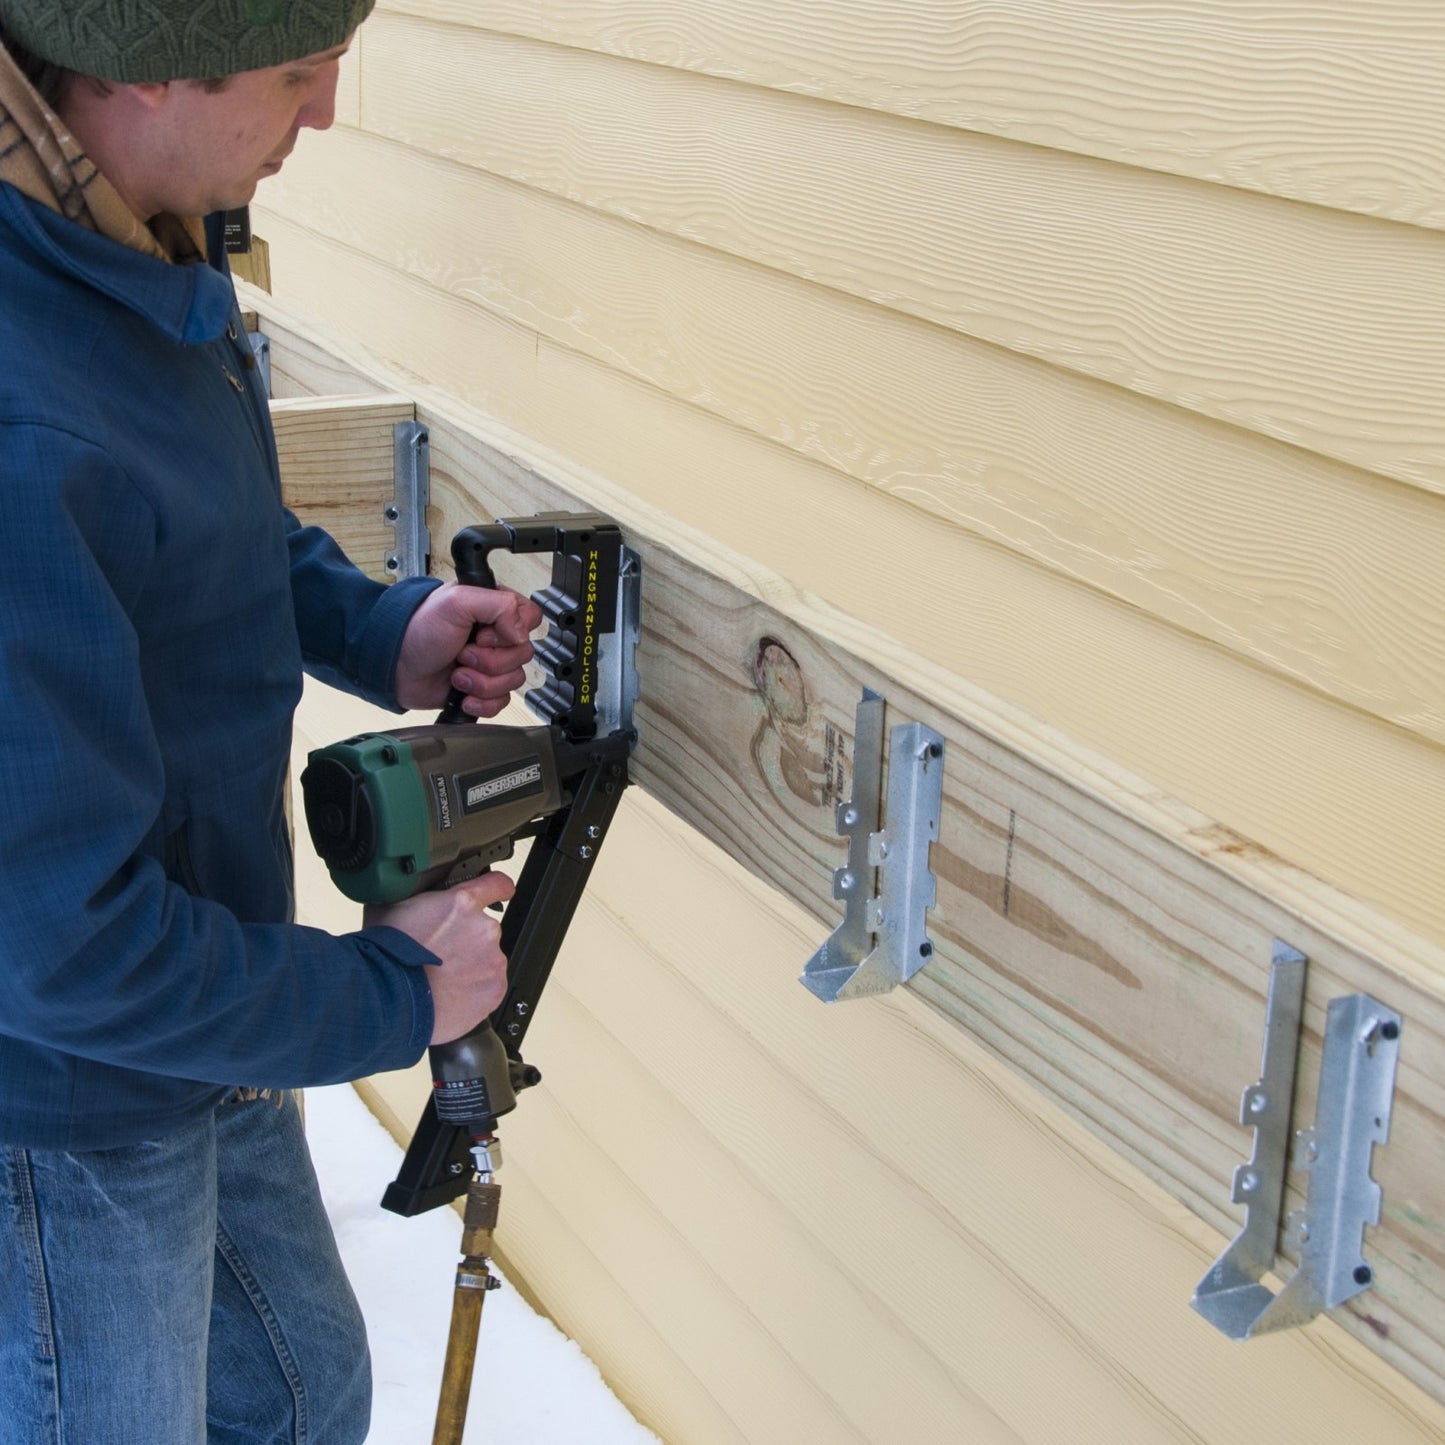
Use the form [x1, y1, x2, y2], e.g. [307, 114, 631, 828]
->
[219, 315, 279, 488]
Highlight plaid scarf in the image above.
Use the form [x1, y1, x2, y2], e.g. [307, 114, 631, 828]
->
[0, 40, 206, 264]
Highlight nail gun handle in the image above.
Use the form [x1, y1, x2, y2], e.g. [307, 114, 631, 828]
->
[430, 1015, 517, 1134]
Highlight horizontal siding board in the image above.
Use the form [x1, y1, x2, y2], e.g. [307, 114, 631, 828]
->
[295, 693, 770, 1443]
[379, 0, 1445, 229]
[255, 286, 1445, 1394]
[469, 1127, 760, 1445]
[620, 537, 1445, 1391]
[358, 12, 1445, 497]
[476, 1147, 753, 1445]
[264, 1, 1445, 1428]
[249, 226, 1445, 952]
[521, 985, 1173, 1443]
[502, 1080, 881, 1445]
[519, 996, 1036, 1445]
[564, 799, 1445, 1440]
[265, 299, 1445, 1416]
[320, 764, 1445, 1443]
[334, 28, 361, 127]
[265, 126, 1445, 747]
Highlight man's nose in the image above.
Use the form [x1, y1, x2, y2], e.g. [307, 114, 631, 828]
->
[298, 63, 340, 131]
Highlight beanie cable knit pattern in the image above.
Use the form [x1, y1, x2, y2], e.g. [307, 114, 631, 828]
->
[0, 0, 374, 83]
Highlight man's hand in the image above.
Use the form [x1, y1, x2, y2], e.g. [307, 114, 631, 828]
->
[395, 582, 545, 717]
[365, 872, 515, 1044]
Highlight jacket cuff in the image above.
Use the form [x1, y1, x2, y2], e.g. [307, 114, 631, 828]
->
[354, 924, 438, 1060]
[350, 575, 442, 709]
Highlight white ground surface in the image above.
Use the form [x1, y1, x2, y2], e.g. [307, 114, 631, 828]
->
[307, 1083, 663, 1445]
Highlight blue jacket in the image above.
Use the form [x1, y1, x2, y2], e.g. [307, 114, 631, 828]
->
[0, 186, 442, 1149]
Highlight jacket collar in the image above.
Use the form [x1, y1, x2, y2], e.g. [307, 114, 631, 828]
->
[0, 182, 234, 345]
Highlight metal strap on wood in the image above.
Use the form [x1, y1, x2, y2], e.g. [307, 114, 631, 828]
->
[386, 420, 432, 579]
[1192, 942, 1402, 1338]
[802, 690, 944, 1002]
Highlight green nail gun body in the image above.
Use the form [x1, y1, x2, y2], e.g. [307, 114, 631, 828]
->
[300, 513, 640, 1215]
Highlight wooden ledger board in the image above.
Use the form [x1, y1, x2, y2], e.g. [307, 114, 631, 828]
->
[247, 285, 1445, 1405]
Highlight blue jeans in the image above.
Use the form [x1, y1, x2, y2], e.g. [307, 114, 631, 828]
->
[0, 1092, 370, 1444]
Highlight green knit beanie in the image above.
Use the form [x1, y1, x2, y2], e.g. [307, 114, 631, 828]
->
[0, 0, 375, 83]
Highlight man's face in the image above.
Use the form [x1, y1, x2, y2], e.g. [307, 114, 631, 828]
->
[145, 40, 349, 216]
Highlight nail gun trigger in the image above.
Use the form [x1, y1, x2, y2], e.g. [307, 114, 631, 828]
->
[441, 840, 515, 892]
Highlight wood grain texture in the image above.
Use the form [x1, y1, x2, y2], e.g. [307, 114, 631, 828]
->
[228, 235, 271, 293]
[540, 805, 1445, 1443]
[293, 680, 1445, 1442]
[241, 255, 1445, 954]
[355, 12, 1445, 497]
[619, 540, 1445, 1401]
[263, 125, 1445, 747]
[304, 758, 1445, 1444]
[259, 3, 1445, 1427]
[379, 0, 1445, 229]
[270, 393, 415, 581]
[256, 288, 1445, 1400]
[263, 322, 375, 400]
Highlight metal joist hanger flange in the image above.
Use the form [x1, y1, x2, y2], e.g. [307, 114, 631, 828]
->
[1253, 992, 1402, 1333]
[385, 420, 432, 580]
[801, 690, 944, 1002]
[1190, 941, 1307, 1338]
[1191, 941, 1402, 1339]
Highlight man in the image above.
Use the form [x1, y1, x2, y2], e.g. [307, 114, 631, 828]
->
[0, 3, 543, 1440]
